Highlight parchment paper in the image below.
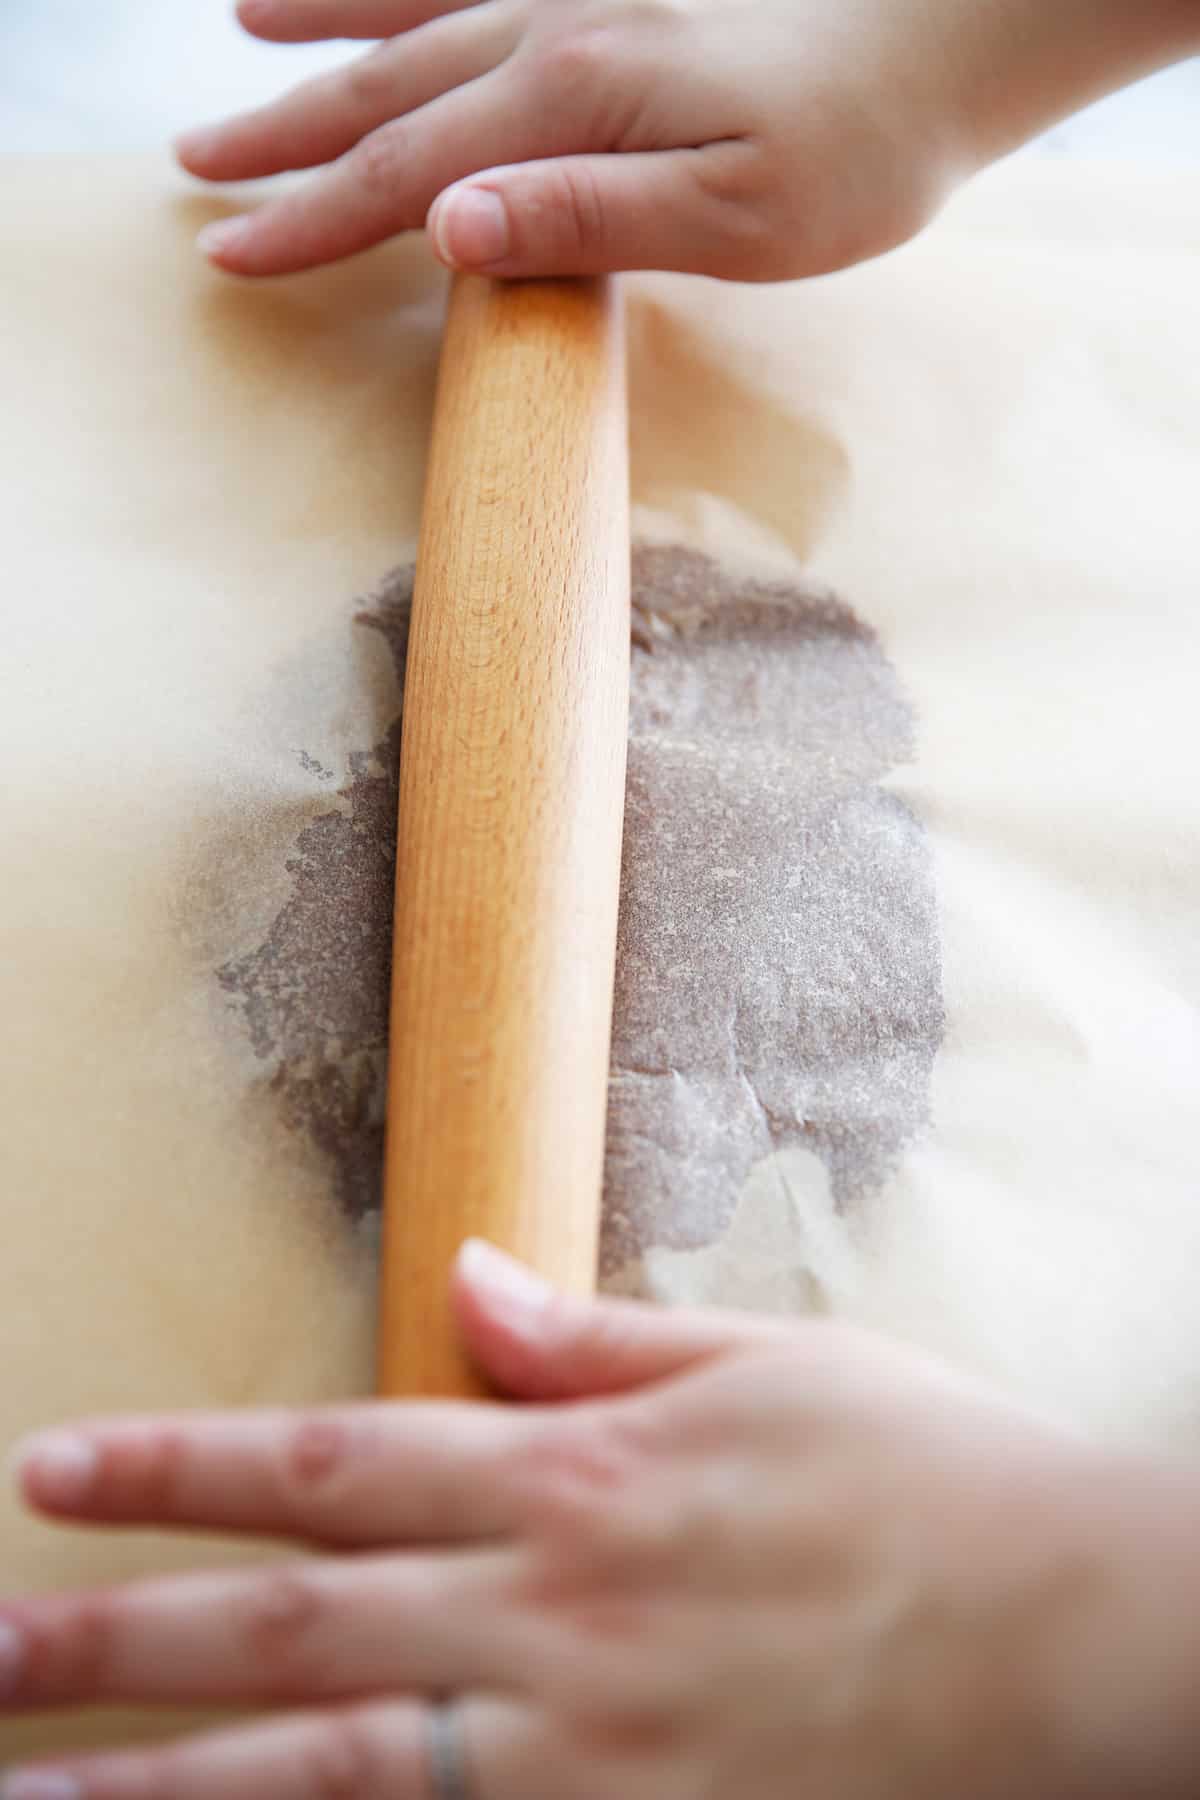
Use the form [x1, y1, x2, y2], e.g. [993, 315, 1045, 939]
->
[2, 154, 1199, 1754]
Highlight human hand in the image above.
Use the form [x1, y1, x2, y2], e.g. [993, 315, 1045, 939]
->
[176, 0, 982, 283]
[176, 0, 1200, 285]
[6, 1240, 1197, 1798]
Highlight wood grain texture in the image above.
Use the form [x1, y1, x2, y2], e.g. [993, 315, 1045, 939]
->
[377, 275, 630, 1398]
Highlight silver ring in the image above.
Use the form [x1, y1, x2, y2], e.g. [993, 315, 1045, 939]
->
[427, 1701, 475, 1800]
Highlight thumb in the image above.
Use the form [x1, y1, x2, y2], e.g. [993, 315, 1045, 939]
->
[452, 1239, 786, 1400]
[426, 142, 767, 281]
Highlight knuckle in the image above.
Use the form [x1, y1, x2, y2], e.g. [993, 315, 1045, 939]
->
[284, 1411, 354, 1496]
[529, 25, 610, 106]
[520, 14, 657, 148]
[522, 1, 682, 119]
[578, 1461, 717, 1583]
[671, 140, 796, 281]
[547, 1585, 651, 1649]
[25, 1593, 115, 1700]
[565, 1641, 702, 1750]
[123, 1425, 189, 1516]
[523, 1409, 642, 1508]
[518, 1413, 678, 1584]
[350, 123, 409, 199]
[660, 1478, 733, 1568]
[302, 1710, 380, 1799]
[603, 1494, 687, 1579]
[234, 1567, 326, 1683]
[113, 1748, 186, 1800]
[569, 1701, 690, 1759]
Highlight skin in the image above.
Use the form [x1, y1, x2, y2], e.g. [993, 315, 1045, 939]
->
[173, 0, 1200, 282]
[5, 1241, 1200, 1797]
[7, 4, 1200, 1792]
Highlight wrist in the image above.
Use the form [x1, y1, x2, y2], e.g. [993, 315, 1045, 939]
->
[942, 0, 1200, 170]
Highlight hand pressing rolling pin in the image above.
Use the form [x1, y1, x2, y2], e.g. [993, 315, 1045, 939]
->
[4, 1243, 1200, 1798]
[5, 3, 1200, 1797]
[174, 0, 1200, 281]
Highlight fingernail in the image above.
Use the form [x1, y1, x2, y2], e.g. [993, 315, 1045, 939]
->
[1, 1774, 84, 1800]
[13, 1432, 97, 1508]
[0, 1619, 26, 1699]
[196, 216, 251, 261]
[432, 188, 510, 271]
[459, 1240, 552, 1318]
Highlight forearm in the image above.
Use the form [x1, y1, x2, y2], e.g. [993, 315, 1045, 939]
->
[942, 0, 1200, 166]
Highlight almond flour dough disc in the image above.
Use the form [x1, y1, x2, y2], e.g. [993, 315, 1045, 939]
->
[210, 549, 943, 1281]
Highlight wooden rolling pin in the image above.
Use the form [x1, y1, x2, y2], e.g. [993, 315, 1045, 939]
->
[377, 274, 630, 1399]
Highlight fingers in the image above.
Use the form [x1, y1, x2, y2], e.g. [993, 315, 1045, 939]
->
[185, 11, 773, 281]
[425, 141, 774, 279]
[178, 12, 515, 182]
[195, 73, 536, 276]
[13, 1400, 546, 1545]
[0, 1696, 535, 1800]
[454, 1240, 788, 1400]
[0, 1552, 528, 1711]
[235, 0, 488, 43]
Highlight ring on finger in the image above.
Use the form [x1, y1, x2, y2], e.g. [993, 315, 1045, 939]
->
[427, 1699, 478, 1800]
